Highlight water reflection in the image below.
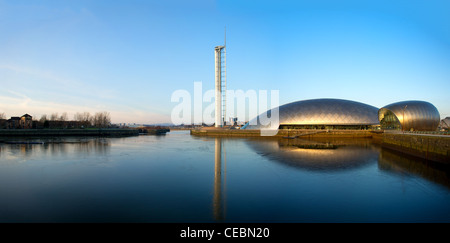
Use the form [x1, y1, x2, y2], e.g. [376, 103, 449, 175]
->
[379, 148, 450, 189]
[0, 137, 111, 163]
[244, 137, 379, 171]
[213, 138, 225, 221]
[0, 132, 449, 223]
[210, 137, 382, 221]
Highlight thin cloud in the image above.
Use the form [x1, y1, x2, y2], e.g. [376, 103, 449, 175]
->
[0, 91, 170, 124]
[0, 64, 118, 100]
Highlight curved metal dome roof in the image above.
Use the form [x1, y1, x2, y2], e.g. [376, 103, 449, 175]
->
[245, 98, 379, 129]
[378, 100, 440, 131]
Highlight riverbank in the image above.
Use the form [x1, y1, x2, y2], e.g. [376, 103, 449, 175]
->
[0, 128, 139, 137]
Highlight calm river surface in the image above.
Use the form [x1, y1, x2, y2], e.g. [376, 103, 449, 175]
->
[0, 130, 449, 223]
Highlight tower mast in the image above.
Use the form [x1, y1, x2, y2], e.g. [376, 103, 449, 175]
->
[223, 27, 227, 126]
[215, 28, 227, 127]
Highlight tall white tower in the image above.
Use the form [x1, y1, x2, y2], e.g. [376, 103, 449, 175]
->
[215, 32, 226, 127]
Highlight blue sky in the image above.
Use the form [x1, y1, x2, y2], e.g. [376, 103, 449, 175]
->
[0, 0, 449, 123]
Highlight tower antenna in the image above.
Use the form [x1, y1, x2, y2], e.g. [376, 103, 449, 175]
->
[224, 26, 226, 47]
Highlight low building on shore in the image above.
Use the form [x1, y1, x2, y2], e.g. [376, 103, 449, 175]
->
[242, 98, 441, 132]
[243, 98, 380, 130]
[20, 114, 33, 129]
[7, 116, 21, 129]
[440, 117, 450, 131]
[4, 114, 33, 129]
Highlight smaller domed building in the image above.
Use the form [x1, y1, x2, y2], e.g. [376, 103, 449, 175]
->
[378, 101, 440, 131]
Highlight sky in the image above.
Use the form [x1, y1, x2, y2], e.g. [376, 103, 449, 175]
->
[0, 0, 449, 124]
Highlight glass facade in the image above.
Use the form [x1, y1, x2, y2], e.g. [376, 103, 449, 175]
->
[379, 110, 401, 130]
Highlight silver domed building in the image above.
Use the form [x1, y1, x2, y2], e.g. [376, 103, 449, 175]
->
[378, 101, 440, 131]
[244, 98, 380, 130]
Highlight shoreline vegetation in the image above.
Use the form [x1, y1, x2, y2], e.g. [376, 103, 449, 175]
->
[0, 127, 172, 137]
[0, 111, 112, 130]
[0, 111, 171, 137]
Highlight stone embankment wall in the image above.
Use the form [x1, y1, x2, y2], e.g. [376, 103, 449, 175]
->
[382, 133, 450, 164]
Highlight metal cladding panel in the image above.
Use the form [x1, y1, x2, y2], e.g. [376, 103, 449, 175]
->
[378, 100, 440, 131]
[246, 98, 379, 129]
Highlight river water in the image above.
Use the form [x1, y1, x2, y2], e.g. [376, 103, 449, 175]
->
[0, 130, 449, 222]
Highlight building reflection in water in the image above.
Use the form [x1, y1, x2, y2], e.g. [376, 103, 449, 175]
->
[245, 136, 450, 188]
[210, 137, 381, 220]
[378, 148, 450, 189]
[245, 137, 379, 171]
[0, 138, 111, 163]
[213, 137, 226, 221]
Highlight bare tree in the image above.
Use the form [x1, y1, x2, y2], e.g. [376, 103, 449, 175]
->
[93, 111, 111, 128]
[74, 112, 93, 127]
[103, 111, 111, 127]
[105, 112, 111, 127]
[93, 112, 101, 128]
[59, 112, 68, 128]
[74, 112, 81, 121]
[83, 112, 92, 126]
[0, 112, 5, 119]
[84, 112, 93, 125]
[60, 112, 68, 121]
[50, 112, 59, 121]
[39, 114, 47, 123]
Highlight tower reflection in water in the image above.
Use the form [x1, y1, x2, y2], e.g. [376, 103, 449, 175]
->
[208, 136, 450, 222]
[211, 137, 377, 221]
[213, 137, 226, 221]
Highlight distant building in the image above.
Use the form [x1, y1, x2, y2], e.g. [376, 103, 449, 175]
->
[229, 117, 238, 126]
[7, 117, 21, 129]
[6, 114, 33, 129]
[441, 117, 450, 130]
[20, 114, 33, 129]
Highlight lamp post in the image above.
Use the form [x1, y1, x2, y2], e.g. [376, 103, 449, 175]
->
[402, 105, 407, 132]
